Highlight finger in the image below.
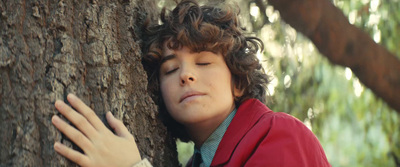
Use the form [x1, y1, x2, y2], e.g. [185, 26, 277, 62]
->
[55, 100, 98, 138]
[106, 112, 134, 139]
[52, 115, 94, 152]
[67, 94, 107, 131]
[54, 142, 91, 167]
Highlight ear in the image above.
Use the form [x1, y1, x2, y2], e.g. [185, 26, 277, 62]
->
[233, 86, 244, 98]
[231, 76, 244, 99]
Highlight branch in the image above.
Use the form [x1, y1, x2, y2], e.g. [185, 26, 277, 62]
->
[268, 0, 400, 113]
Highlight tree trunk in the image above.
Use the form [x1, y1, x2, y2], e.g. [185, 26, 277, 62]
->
[0, 0, 178, 166]
[267, 0, 400, 113]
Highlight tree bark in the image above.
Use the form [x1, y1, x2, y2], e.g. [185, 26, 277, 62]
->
[0, 0, 178, 166]
[268, 0, 400, 113]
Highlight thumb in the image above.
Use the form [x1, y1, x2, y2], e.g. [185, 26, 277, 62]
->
[106, 112, 134, 139]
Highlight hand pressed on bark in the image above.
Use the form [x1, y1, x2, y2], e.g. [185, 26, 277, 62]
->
[52, 94, 142, 167]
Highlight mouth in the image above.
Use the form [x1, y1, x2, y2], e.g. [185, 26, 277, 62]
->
[179, 91, 205, 103]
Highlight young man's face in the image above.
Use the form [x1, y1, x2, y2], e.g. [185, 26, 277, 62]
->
[159, 44, 242, 127]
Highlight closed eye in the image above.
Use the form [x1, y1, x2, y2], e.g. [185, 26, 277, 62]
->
[165, 68, 179, 75]
[197, 63, 210, 66]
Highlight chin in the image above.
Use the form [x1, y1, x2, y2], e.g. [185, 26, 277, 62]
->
[178, 116, 207, 125]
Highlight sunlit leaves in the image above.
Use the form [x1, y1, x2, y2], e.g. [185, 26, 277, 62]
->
[250, 0, 399, 166]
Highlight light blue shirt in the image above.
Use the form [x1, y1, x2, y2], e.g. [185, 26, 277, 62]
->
[193, 109, 237, 167]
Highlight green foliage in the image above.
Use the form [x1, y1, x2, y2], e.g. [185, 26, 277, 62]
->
[177, 140, 194, 166]
[254, 0, 400, 166]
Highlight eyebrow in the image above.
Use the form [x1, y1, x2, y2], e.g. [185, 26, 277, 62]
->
[159, 54, 176, 65]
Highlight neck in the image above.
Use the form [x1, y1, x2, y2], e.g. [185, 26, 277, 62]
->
[186, 121, 220, 148]
[185, 108, 234, 148]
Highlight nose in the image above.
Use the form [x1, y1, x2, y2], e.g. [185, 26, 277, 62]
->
[181, 76, 195, 85]
[180, 67, 196, 85]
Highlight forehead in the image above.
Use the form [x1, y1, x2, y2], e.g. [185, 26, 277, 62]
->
[159, 43, 191, 65]
[161, 41, 194, 57]
[161, 42, 174, 56]
[161, 39, 222, 58]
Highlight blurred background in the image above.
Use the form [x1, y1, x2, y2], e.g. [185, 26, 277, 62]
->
[158, 0, 400, 166]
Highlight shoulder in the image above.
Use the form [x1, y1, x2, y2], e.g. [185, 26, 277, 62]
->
[259, 111, 312, 135]
[213, 99, 330, 166]
[252, 110, 323, 150]
[245, 111, 331, 167]
[234, 98, 316, 140]
[244, 110, 317, 147]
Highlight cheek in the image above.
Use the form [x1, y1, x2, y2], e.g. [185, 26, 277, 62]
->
[207, 77, 230, 97]
[160, 78, 178, 110]
[160, 81, 171, 101]
[218, 72, 235, 97]
[160, 81, 182, 120]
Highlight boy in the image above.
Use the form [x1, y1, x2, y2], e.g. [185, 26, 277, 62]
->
[52, 0, 331, 166]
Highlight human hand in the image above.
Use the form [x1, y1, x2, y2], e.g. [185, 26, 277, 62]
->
[52, 94, 141, 167]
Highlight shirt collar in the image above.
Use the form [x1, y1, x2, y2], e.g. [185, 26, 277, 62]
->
[193, 108, 237, 167]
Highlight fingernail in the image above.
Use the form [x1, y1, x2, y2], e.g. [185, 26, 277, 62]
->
[54, 100, 60, 106]
[107, 111, 114, 118]
[67, 93, 76, 100]
[54, 142, 61, 150]
[52, 115, 60, 123]
[52, 115, 57, 123]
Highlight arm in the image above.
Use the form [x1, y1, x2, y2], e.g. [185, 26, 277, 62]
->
[52, 93, 146, 167]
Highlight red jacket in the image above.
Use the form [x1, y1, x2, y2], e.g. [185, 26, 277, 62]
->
[188, 99, 331, 167]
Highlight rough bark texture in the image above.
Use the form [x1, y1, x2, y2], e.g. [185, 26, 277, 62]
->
[268, 0, 400, 112]
[0, 0, 179, 166]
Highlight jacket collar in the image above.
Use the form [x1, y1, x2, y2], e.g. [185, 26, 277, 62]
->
[210, 98, 272, 166]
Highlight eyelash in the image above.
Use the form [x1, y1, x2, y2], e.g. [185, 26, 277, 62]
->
[164, 63, 211, 75]
[197, 63, 210, 66]
[165, 68, 178, 75]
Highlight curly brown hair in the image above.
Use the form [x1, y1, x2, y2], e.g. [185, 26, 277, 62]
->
[141, 0, 270, 142]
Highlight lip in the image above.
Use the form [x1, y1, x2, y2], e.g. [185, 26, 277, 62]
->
[179, 91, 206, 103]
